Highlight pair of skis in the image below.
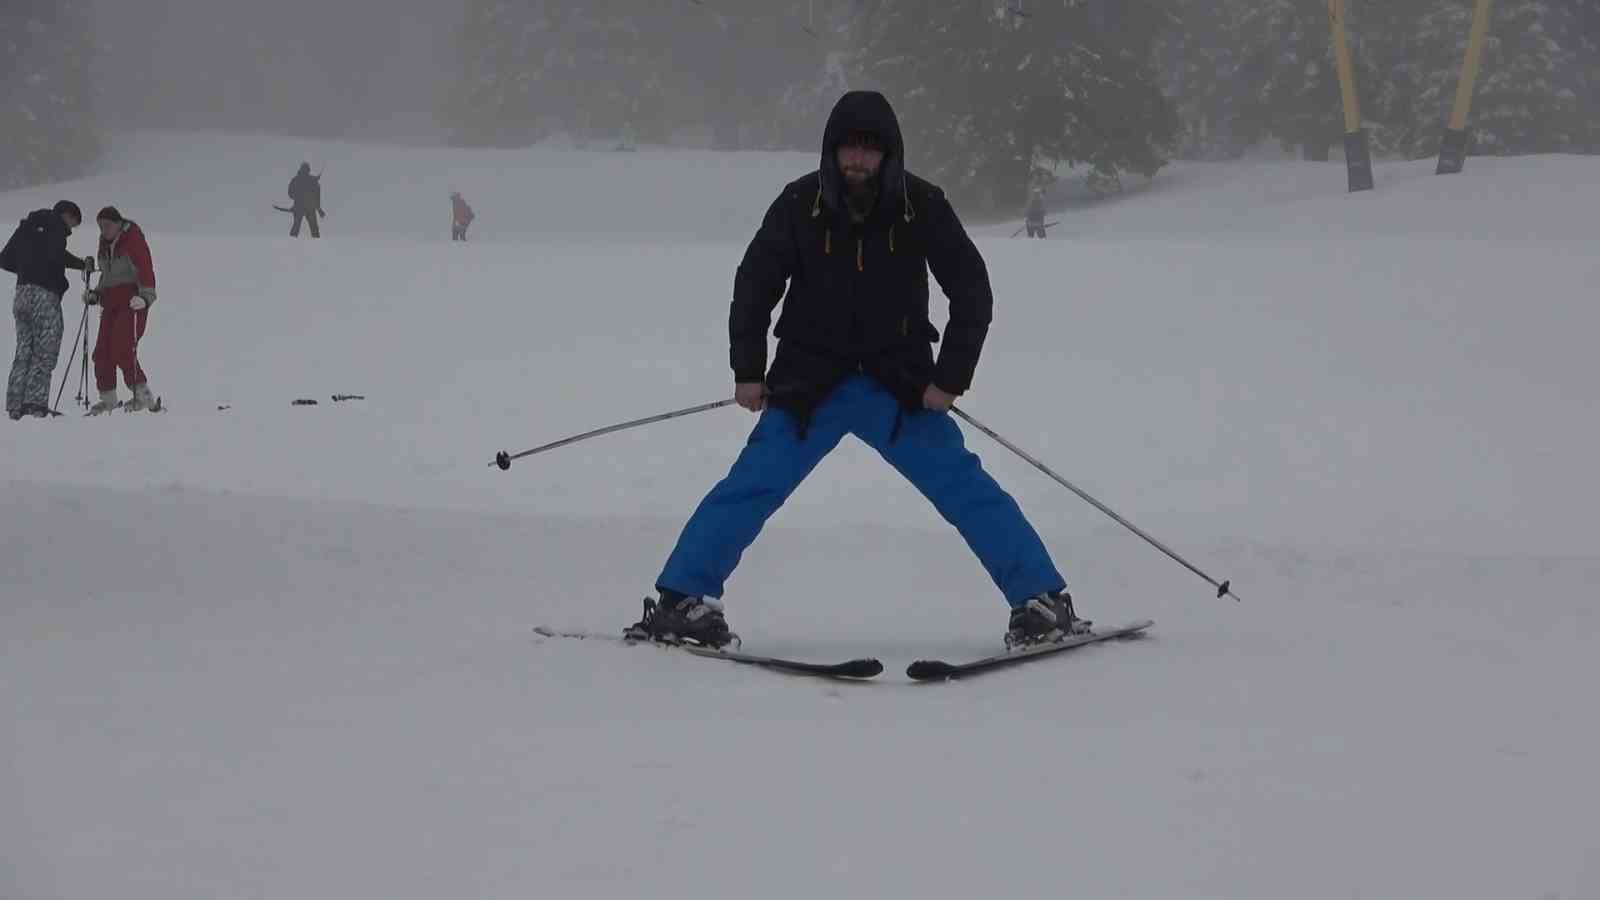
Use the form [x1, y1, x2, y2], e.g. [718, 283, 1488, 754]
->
[533, 620, 1153, 681]
[84, 397, 165, 416]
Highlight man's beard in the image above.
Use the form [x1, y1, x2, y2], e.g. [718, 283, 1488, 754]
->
[844, 172, 878, 219]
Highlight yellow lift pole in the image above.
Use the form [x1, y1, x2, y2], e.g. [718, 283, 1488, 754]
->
[1328, 0, 1373, 191]
[1437, 0, 1494, 174]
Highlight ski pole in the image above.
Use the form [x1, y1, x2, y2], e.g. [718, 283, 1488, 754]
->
[53, 301, 90, 413]
[55, 266, 94, 412]
[951, 406, 1240, 601]
[80, 267, 99, 409]
[492, 398, 737, 470]
[78, 304, 91, 408]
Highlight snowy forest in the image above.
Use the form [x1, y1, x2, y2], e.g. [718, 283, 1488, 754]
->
[9, 0, 1600, 209]
[447, 0, 1600, 209]
[1, 1, 98, 190]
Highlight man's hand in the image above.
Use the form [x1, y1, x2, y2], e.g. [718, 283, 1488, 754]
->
[735, 381, 768, 413]
[922, 383, 957, 412]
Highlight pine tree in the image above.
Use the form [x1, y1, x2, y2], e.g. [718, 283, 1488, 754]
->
[1158, 0, 1600, 161]
[1229, 0, 1389, 161]
[448, 1, 676, 147]
[1435, 0, 1599, 155]
[0, 0, 99, 189]
[446, 0, 840, 150]
[848, 0, 1178, 213]
[1155, 0, 1254, 159]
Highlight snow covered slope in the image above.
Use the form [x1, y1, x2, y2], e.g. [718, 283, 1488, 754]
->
[4, 135, 1597, 899]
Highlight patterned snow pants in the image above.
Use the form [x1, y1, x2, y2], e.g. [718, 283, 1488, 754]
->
[7, 285, 64, 415]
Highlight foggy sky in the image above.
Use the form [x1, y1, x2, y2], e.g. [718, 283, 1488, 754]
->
[91, 0, 463, 143]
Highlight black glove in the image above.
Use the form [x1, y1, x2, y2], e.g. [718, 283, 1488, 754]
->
[83, 289, 100, 306]
[82, 255, 96, 275]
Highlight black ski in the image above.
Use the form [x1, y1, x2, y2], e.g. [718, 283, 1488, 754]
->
[533, 627, 882, 680]
[907, 619, 1154, 681]
[676, 644, 883, 679]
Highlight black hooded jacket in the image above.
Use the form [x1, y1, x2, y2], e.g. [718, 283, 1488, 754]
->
[288, 168, 322, 213]
[2, 209, 88, 295]
[729, 91, 994, 424]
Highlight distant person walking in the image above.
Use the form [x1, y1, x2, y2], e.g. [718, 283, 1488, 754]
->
[287, 162, 325, 238]
[451, 192, 475, 241]
[1024, 191, 1047, 238]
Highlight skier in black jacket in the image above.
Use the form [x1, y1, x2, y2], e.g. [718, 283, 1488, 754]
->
[4, 201, 89, 418]
[628, 91, 1087, 650]
[287, 163, 324, 238]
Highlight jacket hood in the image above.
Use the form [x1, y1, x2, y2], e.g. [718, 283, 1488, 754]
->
[100, 219, 143, 248]
[818, 91, 907, 221]
[24, 208, 67, 235]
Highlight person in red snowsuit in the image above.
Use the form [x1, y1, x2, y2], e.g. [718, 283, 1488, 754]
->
[84, 206, 158, 413]
[451, 192, 475, 242]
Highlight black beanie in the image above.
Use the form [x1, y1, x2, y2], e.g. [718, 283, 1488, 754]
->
[52, 200, 82, 222]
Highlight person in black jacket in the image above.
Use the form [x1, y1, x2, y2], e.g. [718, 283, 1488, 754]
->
[287, 163, 324, 238]
[4, 200, 90, 419]
[627, 91, 1087, 650]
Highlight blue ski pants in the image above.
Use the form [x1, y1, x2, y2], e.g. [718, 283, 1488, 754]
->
[657, 376, 1066, 607]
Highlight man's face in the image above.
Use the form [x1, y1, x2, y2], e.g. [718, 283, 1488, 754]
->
[61, 212, 81, 231]
[98, 219, 120, 241]
[836, 142, 884, 185]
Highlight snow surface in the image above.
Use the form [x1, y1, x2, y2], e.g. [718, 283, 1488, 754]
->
[4, 133, 1597, 899]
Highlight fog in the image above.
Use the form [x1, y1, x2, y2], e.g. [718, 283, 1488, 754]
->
[89, 0, 463, 143]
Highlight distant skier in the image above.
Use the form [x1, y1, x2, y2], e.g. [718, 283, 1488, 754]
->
[1024, 191, 1048, 238]
[625, 91, 1089, 650]
[3, 200, 89, 420]
[286, 163, 325, 238]
[450, 192, 475, 241]
[616, 122, 639, 152]
[83, 207, 159, 413]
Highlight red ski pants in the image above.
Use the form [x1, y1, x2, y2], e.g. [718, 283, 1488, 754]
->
[94, 304, 149, 392]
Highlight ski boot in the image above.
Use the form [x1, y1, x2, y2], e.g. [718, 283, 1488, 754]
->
[87, 390, 120, 416]
[1005, 591, 1092, 650]
[125, 382, 160, 412]
[625, 589, 739, 650]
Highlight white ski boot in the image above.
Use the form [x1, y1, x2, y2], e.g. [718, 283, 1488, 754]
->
[125, 382, 160, 412]
[87, 389, 121, 416]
